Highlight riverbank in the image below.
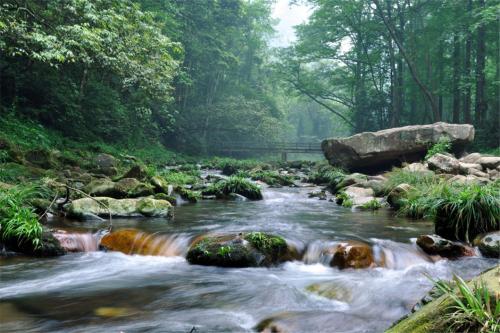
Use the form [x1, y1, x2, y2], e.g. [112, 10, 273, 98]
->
[1, 119, 499, 332]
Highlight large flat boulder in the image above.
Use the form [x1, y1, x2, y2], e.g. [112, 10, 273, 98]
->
[322, 122, 474, 172]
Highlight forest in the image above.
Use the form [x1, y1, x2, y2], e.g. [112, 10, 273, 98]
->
[0, 1, 499, 333]
[1, 0, 498, 153]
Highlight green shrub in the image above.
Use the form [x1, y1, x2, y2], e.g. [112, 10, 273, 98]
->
[335, 191, 353, 208]
[433, 275, 500, 333]
[161, 171, 199, 185]
[308, 163, 346, 188]
[203, 176, 262, 200]
[361, 199, 382, 210]
[425, 137, 452, 160]
[249, 170, 295, 186]
[0, 185, 50, 248]
[434, 182, 500, 243]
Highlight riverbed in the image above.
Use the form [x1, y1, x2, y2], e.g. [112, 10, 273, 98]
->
[0, 186, 496, 333]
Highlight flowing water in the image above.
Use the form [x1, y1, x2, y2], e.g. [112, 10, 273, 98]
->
[0, 186, 496, 333]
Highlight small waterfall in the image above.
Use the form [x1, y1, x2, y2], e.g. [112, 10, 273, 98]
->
[100, 229, 191, 257]
[53, 231, 100, 252]
[372, 239, 433, 270]
[302, 240, 338, 265]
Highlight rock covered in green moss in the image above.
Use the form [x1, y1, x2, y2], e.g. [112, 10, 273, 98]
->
[83, 178, 154, 199]
[66, 197, 172, 219]
[386, 266, 500, 333]
[387, 183, 412, 210]
[186, 232, 297, 267]
[202, 177, 263, 200]
[175, 186, 200, 203]
[1, 231, 66, 257]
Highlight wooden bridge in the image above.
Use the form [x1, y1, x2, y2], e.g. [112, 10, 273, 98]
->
[213, 141, 323, 161]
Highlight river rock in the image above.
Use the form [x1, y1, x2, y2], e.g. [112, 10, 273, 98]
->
[1, 231, 66, 257]
[403, 162, 429, 173]
[330, 240, 376, 269]
[84, 178, 154, 198]
[256, 311, 380, 333]
[387, 183, 412, 210]
[474, 231, 500, 258]
[342, 186, 375, 207]
[94, 153, 118, 176]
[477, 156, 500, 169]
[387, 266, 500, 333]
[322, 122, 474, 173]
[150, 176, 169, 194]
[334, 173, 368, 191]
[458, 162, 482, 175]
[306, 281, 352, 302]
[122, 164, 148, 180]
[427, 153, 460, 174]
[448, 174, 487, 185]
[24, 149, 57, 169]
[52, 230, 98, 252]
[416, 234, 475, 259]
[66, 197, 172, 219]
[186, 232, 298, 267]
[100, 229, 185, 256]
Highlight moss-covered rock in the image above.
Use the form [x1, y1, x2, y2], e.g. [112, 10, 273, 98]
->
[202, 177, 263, 200]
[150, 175, 169, 194]
[122, 164, 148, 180]
[1, 231, 66, 257]
[386, 266, 500, 333]
[387, 183, 413, 210]
[83, 178, 154, 199]
[186, 232, 297, 267]
[306, 282, 352, 302]
[175, 186, 200, 203]
[66, 197, 172, 219]
[153, 192, 177, 205]
[474, 231, 500, 258]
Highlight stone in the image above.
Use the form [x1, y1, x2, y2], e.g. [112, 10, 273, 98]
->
[308, 190, 327, 200]
[427, 153, 460, 174]
[322, 122, 474, 173]
[387, 183, 412, 210]
[459, 152, 482, 164]
[458, 162, 482, 174]
[448, 174, 487, 185]
[186, 232, 298, 267]
[334, 173, 368, 191]
[83, 178, 154, 199]
[66, 197, 172, 219]
[416, 234, 475, 259]
[306, 282, 352, 302]
[474, 231, 500, 258]
[150, 176, 169, 194]
[386, 267, 500, 333]
[330, 240, 376, 269]
[24, 149, 57, 169]
[342, 186, 375, 206]
[1, 231, 66, 257]
[477, 156, 500, 169]
[94, 153, 117, 176]
[122, 164, 148, 180]
[100, 229, 185, 256]
[403, 162, 429, 173]
[52, 230, 98, 252]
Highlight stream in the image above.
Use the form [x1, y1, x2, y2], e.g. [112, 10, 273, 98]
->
[0, 186, 496, 333]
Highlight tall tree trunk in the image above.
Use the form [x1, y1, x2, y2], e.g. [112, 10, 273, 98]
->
[463, 0, 473, 124]
[452, 33, 461, 123]
[373, 0, 439, 121]
[475, 0, 487, 125]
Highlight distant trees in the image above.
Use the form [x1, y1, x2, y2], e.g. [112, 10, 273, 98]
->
[277, 0, 499, 147]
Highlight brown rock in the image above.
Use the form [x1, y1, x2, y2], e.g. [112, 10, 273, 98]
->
[416, 234, 475, 259]
[331, 241, 375, 269]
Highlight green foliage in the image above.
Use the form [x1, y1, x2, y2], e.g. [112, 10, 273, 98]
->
[434, 182, 500, 243]
[0, 184, 51, 248]
[385, 168, 439, 191]
[203, 176, 262, 200]
[249, 170, 295, 187]
[217, 245, 232, 257]
[161, 171, 199, 186]
[361, 199, 382, 211]
[426, 137, 452, 160]
[244, 232, 286, 253]
[308, 163, 346, 188]
[433, 275, 500, 333]
[335, 191, 353, 208]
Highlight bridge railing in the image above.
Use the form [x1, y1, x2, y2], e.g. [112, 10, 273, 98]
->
[212, 141, 323, 152]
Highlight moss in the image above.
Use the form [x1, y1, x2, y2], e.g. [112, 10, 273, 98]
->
[153, 193, 176, 205]
[175, 186, 200, 203]
[202, 176, 263, 200]
[249, 170, 295, 186]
